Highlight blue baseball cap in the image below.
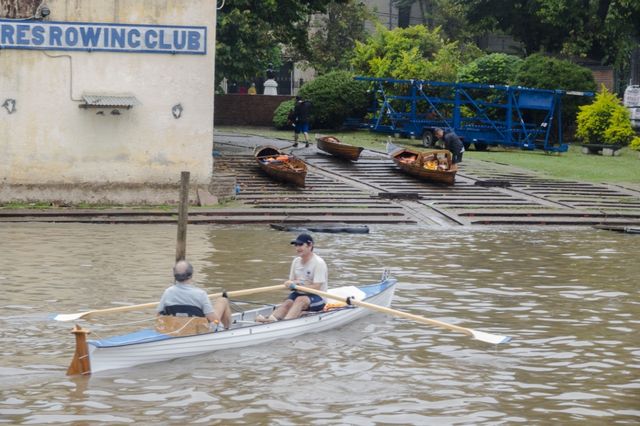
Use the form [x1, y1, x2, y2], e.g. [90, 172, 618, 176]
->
[291, 233, 313, 245]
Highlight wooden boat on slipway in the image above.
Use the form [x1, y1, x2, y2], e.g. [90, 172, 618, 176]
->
[316, 135, 364, 161]
[387, 142, 457, 185]
[254, 145, 307, 187]
[66, 278, 396, 374]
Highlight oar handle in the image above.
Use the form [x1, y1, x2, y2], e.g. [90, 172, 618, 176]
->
[293, 284, 473, 336]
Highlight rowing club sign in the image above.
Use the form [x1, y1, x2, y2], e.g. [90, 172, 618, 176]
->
[0, 19, 206, 55]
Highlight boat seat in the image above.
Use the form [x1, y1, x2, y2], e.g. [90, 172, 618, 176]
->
[160, 305, 205, 317]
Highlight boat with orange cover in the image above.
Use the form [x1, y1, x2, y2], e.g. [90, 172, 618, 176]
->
[387, 142, 457, 185]
[254, 145, 307, 187]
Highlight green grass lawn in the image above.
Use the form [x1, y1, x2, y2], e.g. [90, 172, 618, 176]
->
[463, 145, 640, 184]
[216, 126, 640, 184]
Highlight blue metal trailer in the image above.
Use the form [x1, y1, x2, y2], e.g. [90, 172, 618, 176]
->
[355, 76, 593, 152]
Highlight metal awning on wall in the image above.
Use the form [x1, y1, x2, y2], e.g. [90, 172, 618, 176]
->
[79, 94, 139, 109]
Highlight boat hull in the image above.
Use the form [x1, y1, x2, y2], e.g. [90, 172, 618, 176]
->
[270, 223, 370, 234]
[87, 279, 396, 373]
[389, 147, 456, 185]
[255, 145, 307, 187]
[316, 136, 364, 161]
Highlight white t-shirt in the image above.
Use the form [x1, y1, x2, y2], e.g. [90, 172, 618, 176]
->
[289, 253, 328, 292]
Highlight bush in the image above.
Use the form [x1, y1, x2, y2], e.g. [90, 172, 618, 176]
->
[603, 109, 636, 145]
[630, 136, 640, 151]
[457, 53, 523, 85]
[514, 54, 596, 92]
[576, 86, 636, 145]
[273, 99, 295, 130]
[297, 70, 369, 129]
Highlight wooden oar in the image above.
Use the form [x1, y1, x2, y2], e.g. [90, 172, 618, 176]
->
[293, 284, 511, 345]
[54, 284, 285, 322]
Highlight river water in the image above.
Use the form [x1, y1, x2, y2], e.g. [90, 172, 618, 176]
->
[0, 223, 638, 425]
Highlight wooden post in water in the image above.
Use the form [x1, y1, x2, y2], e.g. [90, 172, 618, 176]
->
[67, 325, 91, 375]
[176, 171, 190, 262]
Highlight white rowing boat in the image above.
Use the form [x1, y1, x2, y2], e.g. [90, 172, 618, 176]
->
[67, 278, 397, 374]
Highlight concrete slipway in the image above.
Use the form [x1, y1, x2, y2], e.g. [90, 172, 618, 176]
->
[2, 131, 639, 228]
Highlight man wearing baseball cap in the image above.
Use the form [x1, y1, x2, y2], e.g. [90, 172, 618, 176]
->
[256, 233, 328, 322]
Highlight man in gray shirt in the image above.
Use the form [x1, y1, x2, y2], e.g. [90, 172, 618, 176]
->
[157, 260, 231, 329]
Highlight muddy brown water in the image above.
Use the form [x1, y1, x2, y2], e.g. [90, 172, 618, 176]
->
[0, 223, 638, 425]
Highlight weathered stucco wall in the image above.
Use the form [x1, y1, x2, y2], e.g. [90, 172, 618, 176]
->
[0, 0, 215, 203]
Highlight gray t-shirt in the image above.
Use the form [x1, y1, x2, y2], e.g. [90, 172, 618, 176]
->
[157, 282, 214, 315]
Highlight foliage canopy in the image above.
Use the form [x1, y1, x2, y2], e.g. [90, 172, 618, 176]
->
[304, 1, 373, 74]
[216, 0, 337, 85]
[457, 53, 523, 85]
[513, 54, 596, 92]
[459, 0, 640, 69]
[351, 24, 481, 81]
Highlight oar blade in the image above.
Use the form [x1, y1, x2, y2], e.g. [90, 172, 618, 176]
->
[471, 329, 511, 345]
[53, 313, 86, 322]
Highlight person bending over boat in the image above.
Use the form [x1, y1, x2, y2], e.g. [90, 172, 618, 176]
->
[434, 128, 464, 167]
[156, 260, 232, 334]
[256, 233, 328, 322]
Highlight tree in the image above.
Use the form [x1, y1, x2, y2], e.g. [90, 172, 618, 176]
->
[535, 0, 640, 68]
[305, 1, 373, 74]
[458, 0, 640, 70]
[351, 24, 480, 81]
[513, 54, 596, 92]
[216, 0, 338, 85]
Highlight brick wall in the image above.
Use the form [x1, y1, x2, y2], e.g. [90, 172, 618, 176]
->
[214, 94, 293, 126]
[589, 66, 615, 92]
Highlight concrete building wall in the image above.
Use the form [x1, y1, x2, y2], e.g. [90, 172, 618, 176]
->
[0, 0, 215, 203]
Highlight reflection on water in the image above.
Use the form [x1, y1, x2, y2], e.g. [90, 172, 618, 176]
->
[0, 224, 638, 424]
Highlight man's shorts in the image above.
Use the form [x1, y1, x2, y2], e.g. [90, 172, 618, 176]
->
[287, 291, 325, 311]
[295, 122, 309, 134]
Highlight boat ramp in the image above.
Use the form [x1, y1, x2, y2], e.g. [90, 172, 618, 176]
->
[2, 133, 640, 228]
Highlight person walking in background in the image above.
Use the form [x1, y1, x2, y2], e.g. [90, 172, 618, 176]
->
[292, 96, 312, 147]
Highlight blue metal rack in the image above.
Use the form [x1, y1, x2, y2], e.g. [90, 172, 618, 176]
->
[355, 76, 593, 152]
